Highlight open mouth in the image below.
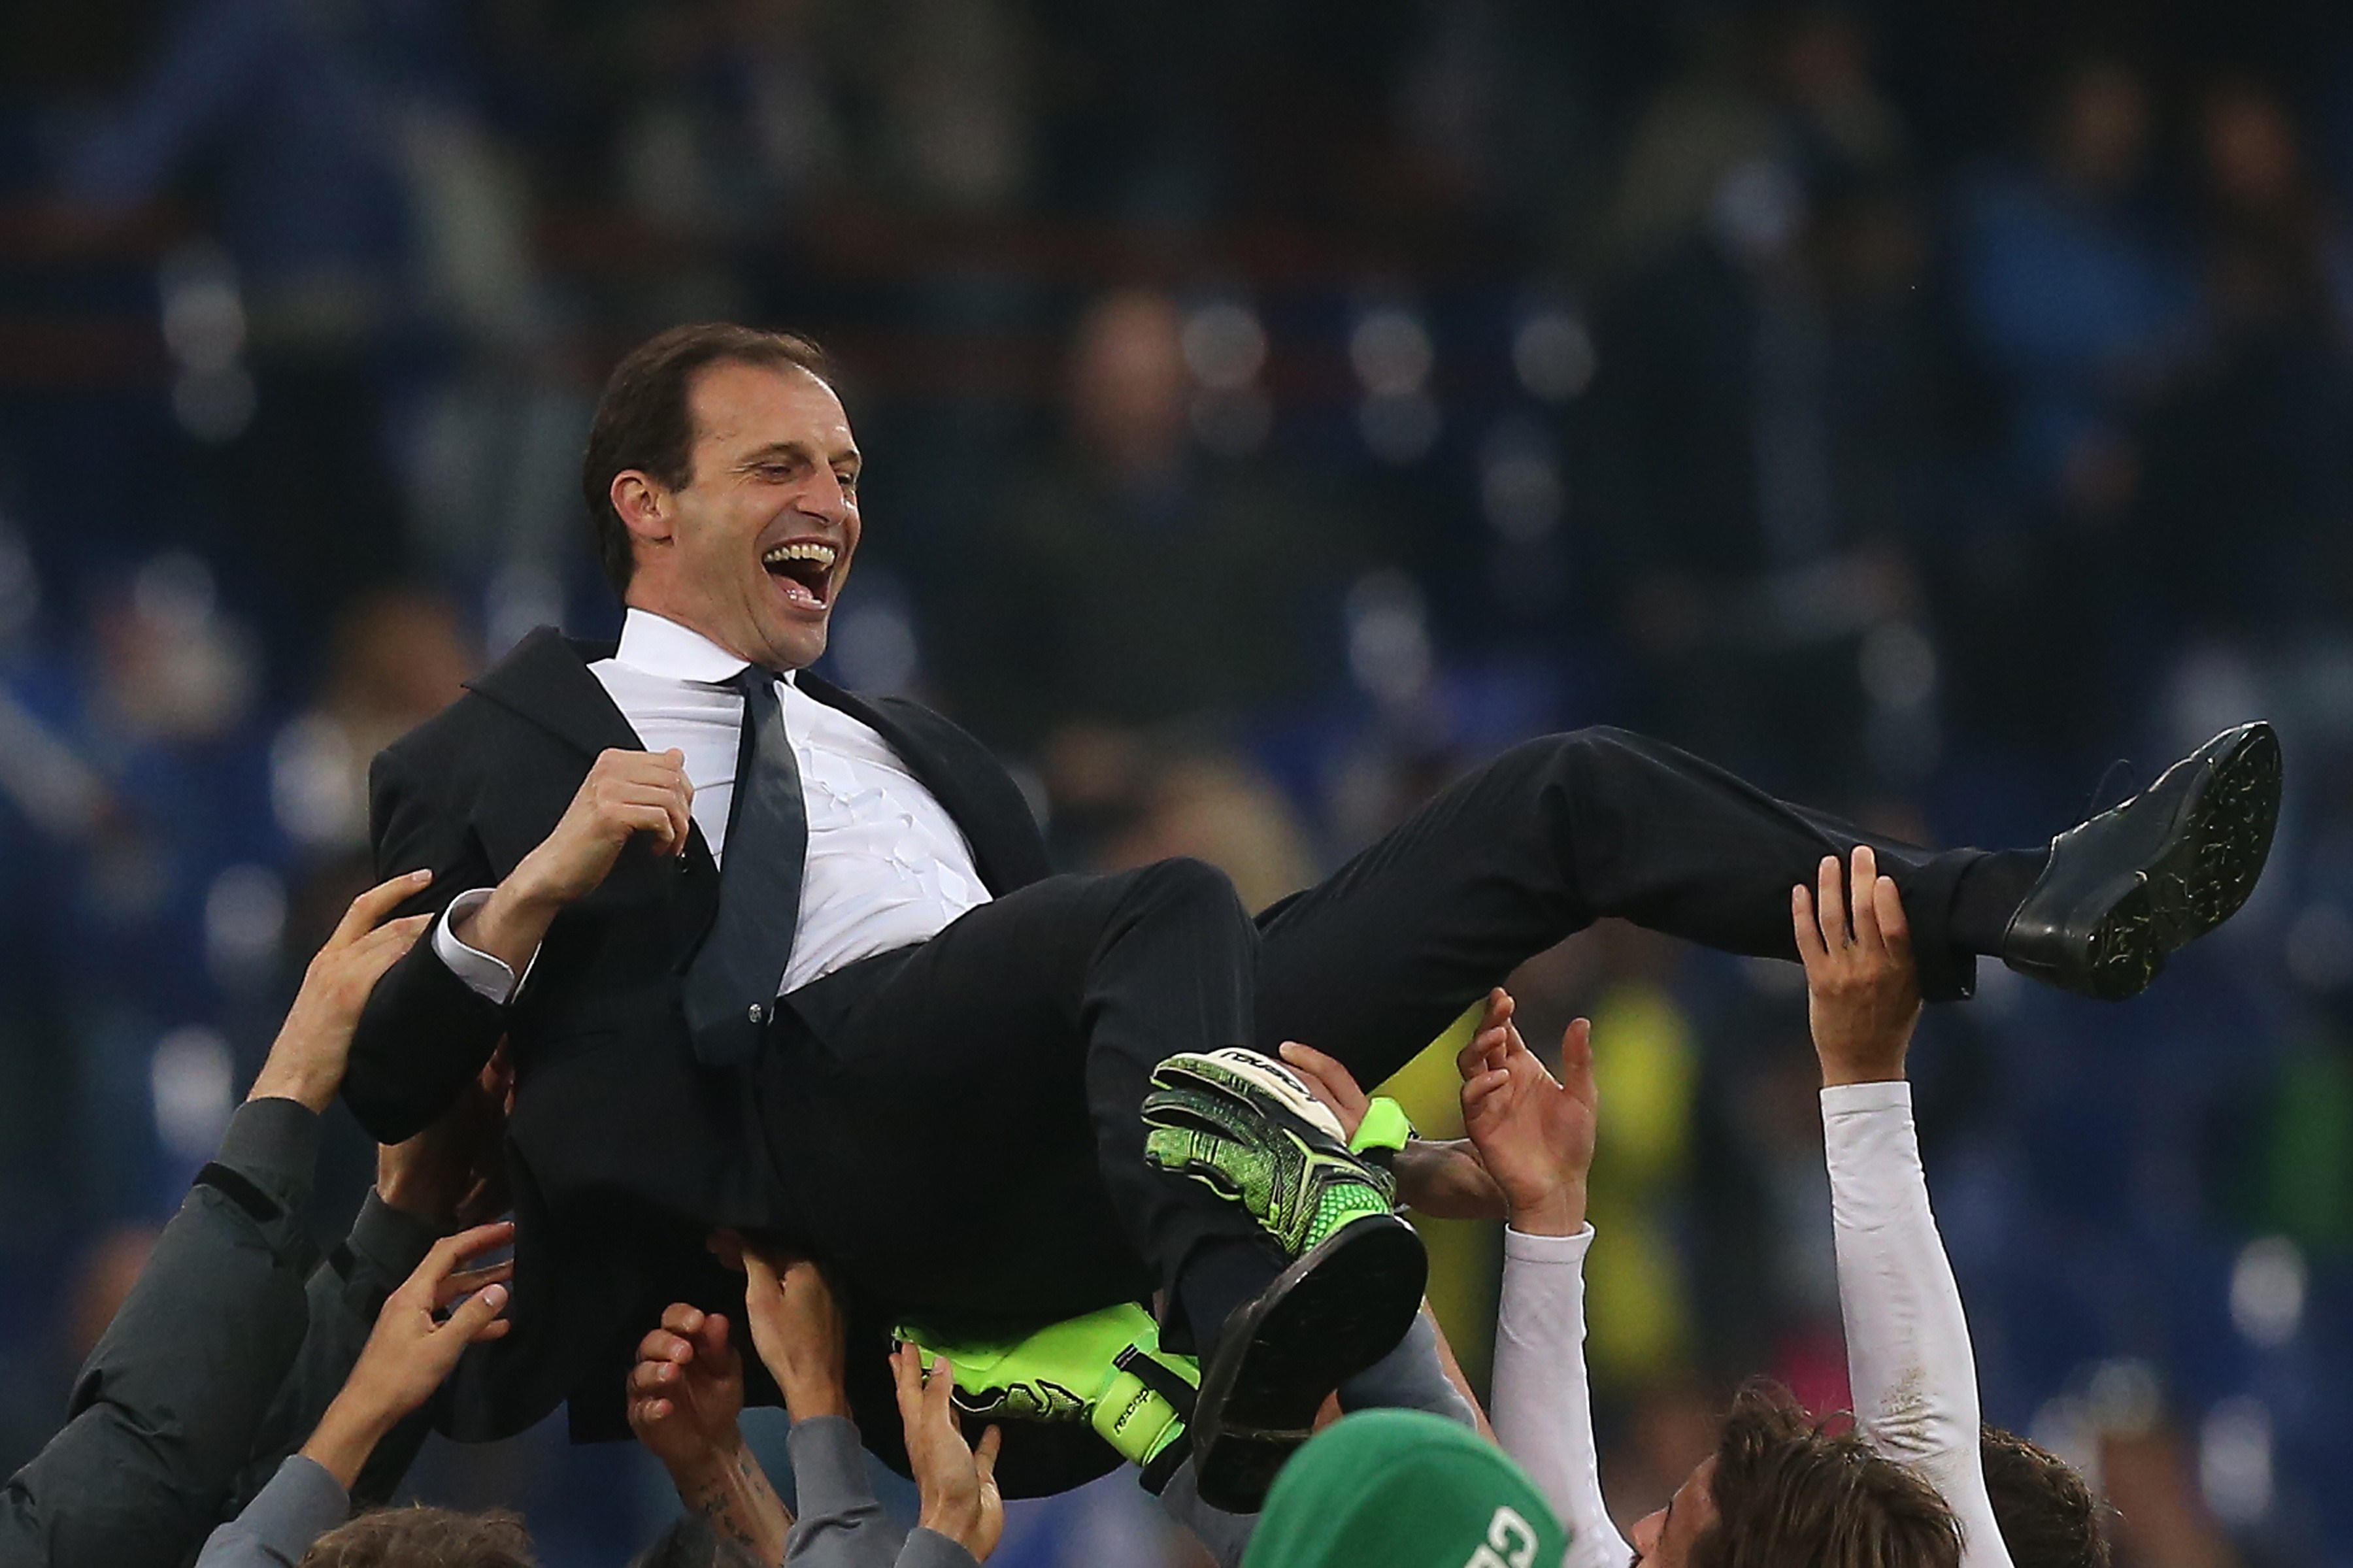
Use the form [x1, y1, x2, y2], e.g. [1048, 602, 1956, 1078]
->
[761, 540, 838, 610]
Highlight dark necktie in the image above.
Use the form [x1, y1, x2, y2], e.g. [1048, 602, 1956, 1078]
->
[684, 667, 808, 1065]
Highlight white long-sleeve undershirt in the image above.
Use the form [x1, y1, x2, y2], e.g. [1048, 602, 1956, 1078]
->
[1488, 1084, 2013, 1568]
[1491, 1226, 1635, 1568]
[1822, 1080, 2013, 1568]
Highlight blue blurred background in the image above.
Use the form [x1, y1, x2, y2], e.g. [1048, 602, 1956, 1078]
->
[2, 0, 2352, 1562]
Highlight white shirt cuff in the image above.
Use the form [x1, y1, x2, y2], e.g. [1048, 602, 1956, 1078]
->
[1503, 1223, 1595, 1264]
[431, 888, 535, 1005]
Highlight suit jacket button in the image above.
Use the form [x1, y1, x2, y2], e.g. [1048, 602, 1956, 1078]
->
[748, 1003, 767, 1025]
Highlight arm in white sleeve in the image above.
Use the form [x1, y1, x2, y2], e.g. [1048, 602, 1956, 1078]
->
[1822, 1082, 2012, 1568]
[1492, 1227, 1634, 1568]
[429, 888, 538, 1005]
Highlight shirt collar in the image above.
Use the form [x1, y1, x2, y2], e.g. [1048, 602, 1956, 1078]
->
[613, 609, 796, 687]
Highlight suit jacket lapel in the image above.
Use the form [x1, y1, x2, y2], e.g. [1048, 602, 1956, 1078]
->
[467, 626, 642, 758]
[465, 625, 724, 884]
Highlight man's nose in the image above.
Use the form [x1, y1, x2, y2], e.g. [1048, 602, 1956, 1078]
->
[801, 467, 849, 522]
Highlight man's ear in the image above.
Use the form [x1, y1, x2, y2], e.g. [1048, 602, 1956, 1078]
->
[611, 471, 675, 546]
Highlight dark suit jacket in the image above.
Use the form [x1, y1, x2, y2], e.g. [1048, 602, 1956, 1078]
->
[346, 626, 1050, 1439]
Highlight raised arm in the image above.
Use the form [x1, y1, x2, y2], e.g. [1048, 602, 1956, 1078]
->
[626, 1301, 794, 1564]
[1794, 848, 2014, 1568]
[2, 876, 429, 1568]
[1456, 990, 1635, 1568]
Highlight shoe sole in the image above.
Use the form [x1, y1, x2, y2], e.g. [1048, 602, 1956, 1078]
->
[2076, 724, 2282, 1000]
[1189, 1216, 1428, 1513]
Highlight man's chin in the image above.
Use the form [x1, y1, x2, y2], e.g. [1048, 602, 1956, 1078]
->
[761, 620, 827, 673]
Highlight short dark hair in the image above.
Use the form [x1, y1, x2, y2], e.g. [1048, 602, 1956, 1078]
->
[580, 322, 833, 596]
[626, 1514, 766, 1568]
[300, 1505, 535, 1567]
[1981, 1424, 2113, 1568]
[1690, 1382, 1963, 1568]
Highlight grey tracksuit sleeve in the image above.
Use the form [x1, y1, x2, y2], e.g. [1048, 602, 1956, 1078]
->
[0, 1099, 322, 1568]
[228, 1192, 446, 1514]
[783, 1418, 978, 1568]
[193, 1458, 348, 1568]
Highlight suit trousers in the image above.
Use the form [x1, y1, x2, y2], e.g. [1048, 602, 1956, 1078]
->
[1254, 726, 1983, 1089]
[742, 725, 1984, 1493]
[756, 725, 1981, 1331]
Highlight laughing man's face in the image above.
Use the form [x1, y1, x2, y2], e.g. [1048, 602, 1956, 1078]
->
[623, 359, 861, 672]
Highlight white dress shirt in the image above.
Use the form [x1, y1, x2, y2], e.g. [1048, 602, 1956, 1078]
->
[435, 609, 991, 1003]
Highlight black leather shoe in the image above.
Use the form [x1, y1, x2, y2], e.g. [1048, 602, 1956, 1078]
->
[1188, 1214, 1427, 1512]
[2003, 722, 2282, 1000]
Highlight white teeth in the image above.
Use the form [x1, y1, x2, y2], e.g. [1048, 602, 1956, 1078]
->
[762, 542, 838, 569]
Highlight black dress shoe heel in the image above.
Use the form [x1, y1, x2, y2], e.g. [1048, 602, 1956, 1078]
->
[2003, 722, 2283, 1001]
[1188, 1214, 1427, 1513]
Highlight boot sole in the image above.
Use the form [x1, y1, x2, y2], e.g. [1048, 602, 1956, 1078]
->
[1190, 1216, 1427, 1512]
[2073, 725, 2282, 1000]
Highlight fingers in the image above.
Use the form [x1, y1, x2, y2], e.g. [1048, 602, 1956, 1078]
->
[330, 869, 435, 948]
[890, 1341, 924, 1422]
[1275, 1043, 1365, 1110]
[1461, 1066, 1511, 1118]
[590, 750, 695, 855]
[975, 1424, 1002, 1484]
[1874, 873, 1912, 957]
[632, 1354, 686, 1395]
[697, 1310, 737, 1370]
[1792, 882, 1827, 967]
[345, 914, 433, 983]
[1481, 988, 1514, 1033]
[409, 1220, 516, 1298]
[1558, 1017, 1594, 1077]
[663, 1301, 709, 1338]
[1815, 855, 1850, 949]
[638, 1324, 697, 1366]
[437, 1278, 510, 1346]
[924, 1353, 956, 1426]
[1848, 847, 1884, 954]
[435, 1259, 515, 1307]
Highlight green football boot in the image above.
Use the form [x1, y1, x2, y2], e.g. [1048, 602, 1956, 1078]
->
[1141, 1048, 1402, 1258]
[896, 1301, 1200, 1488]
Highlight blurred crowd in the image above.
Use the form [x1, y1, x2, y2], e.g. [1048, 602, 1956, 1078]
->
[3, 0, 2353, 1563]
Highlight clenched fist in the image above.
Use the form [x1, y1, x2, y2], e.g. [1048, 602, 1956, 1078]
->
[457, 748, 695, 975]
[514, 747, 695, 907]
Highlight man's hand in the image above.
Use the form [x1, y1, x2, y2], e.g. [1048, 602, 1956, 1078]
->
[376, 1050, 512, 1227]
[1280, 1041, 1509, 1219]
[627, 1301, 796, 1560]
[627, 1303, 747, 1483]
[894, 1344, 1005, 1562]
[1456, 988, 1596, 1237]
[1277, 1041, 1371, 1140]
[1792, 846, 1920, 1087]
[724, 1233, 852, 1422]
[299, 1220, 515, 1487]
[248, 870, 434, 1112]
[457, 748, 693, 972]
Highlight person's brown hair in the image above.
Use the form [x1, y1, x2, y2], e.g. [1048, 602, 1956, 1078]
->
[1689, 1382, 1963, 1568]
[580, 323, 833, 595]
[299, 1504, 536, 1567]
[1980, 1424, 2114, 1568]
